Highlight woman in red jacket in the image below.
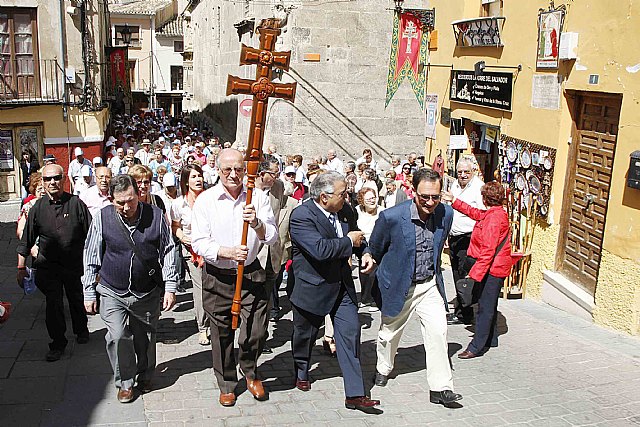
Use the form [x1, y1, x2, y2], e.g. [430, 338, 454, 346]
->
[443, 181, 512, 359]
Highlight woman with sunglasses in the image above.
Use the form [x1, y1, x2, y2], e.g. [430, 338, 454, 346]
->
[128, 164, 166, 213]
[170, 164, 209, 345]
[395, 163, 414, 198]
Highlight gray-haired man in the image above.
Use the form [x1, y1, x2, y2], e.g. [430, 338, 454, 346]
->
[83, 174, 177, 403]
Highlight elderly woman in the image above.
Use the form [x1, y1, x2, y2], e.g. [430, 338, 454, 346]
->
[171, 164, 209, 345]
[355, 187, 383, 311]
[442, 181, 513, 359]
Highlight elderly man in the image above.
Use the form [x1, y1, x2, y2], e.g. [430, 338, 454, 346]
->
[448, 157, 485, 325]
[80, 166, 113, 216]
[288, 171, 380, 412]
[108, 148, 126, 175]
[17, 164, 91, 361]
[82, 174, 177, 403]
[68, 147, 93, 193]
[134, 139, 154, 166]
[383, 178, 407, 208]
[191, 149, 277, 407]
[369, 169, 462, 407]
[326, 149, 344, 174]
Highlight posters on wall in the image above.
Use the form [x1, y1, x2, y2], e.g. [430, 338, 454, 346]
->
[424, 93, 438, 139]
[0, 130, 14, 170]
[537, 10, 564, 69]
[19, 128, 38, 159]
[531, 74, 561, 110]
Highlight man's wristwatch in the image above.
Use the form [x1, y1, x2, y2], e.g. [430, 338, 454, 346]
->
[250, 219, 262, 230]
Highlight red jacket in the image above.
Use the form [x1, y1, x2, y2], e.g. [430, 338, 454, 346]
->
[452, 199, 513, 281]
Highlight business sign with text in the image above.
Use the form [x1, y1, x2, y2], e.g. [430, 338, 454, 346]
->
[449, 70, 513, 111]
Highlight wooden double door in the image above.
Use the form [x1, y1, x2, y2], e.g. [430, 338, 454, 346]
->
[557, 93, 622, 295]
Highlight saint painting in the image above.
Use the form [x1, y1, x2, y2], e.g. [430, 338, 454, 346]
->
[536, 10, 564, 69]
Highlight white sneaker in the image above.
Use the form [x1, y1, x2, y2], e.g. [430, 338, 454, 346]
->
[368, 306, 379, 313]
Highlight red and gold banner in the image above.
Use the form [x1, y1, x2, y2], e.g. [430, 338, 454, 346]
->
[385, 11, 429, 109]
[105, 47, 129, 97]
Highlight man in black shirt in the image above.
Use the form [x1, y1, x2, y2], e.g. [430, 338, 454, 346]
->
[17, 164, 92, 362]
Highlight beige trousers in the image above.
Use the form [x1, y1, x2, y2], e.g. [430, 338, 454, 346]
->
[376, 278, 454, 391]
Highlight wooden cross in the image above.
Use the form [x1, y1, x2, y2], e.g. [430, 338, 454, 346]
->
[226, 24, 296, 330]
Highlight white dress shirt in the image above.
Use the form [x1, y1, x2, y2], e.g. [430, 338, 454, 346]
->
[326, 157, 344, 174]
[450, 175, 485, 236]
[190, 184, 277, 268]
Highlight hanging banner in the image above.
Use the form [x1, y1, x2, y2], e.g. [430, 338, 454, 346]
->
[105, 47, 130, 97]
[424, 93, 438, 139]
[385, 11, 430, 109]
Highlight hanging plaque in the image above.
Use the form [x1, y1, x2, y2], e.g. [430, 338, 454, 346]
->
[450, 69, 513, 111]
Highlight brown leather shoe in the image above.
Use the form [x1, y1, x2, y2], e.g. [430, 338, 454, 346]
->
[219, 392, 236, 407]
[117, 387, 135, 403]
[246, 378, 268, 401]
[345, 396, 381, 412]
[295, 379, 311, 392]
[458, 350, 479, 359]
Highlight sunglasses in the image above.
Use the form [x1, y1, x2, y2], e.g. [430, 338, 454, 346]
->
[285, 173, 296, 177]
[43, 174, 63, 182]
[416, 193, 441, 201]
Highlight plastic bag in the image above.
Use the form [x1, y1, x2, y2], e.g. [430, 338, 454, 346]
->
[23, 267, 37, 295]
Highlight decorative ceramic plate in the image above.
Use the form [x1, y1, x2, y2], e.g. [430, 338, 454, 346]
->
[544, 156, 553, 170]
[520, 148, 532, 169]
[526, 170, 534, 180]
[540, 205, 548, 215]
[529, 175, 542, 194]
[516, 173, 526, 190]
[537, 193, 544, 205]
[507, 142, 518, 162]
[531, 152, 540, 166]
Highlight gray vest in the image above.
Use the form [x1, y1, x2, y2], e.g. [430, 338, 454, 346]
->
[99, 203, 163, 295]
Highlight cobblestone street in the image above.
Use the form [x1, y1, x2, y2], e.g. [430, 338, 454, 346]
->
[2, 222, 640, 426]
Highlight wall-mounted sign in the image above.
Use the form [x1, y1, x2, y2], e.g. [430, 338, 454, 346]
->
[450, 70, 513, 111]
[0, 130, 14, 171]
[537, 10, 564, 69]
[424, 93, 439, 139]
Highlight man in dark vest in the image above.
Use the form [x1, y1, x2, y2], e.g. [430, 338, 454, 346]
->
[82, 174, 178, 403]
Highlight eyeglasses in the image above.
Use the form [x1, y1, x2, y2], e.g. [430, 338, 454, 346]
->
[220, 167, 245, 176]
[403, 166, 411, 170]
[261, 171, 278, 177]
[136, 180, 151, 186]
[285, 172, 296, 177]
[327, 189, 347, 198]
[416, 193, 441, 201]
[43, 174, 63, 182]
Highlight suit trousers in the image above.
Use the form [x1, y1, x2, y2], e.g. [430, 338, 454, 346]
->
[292, 288, 366, 397]
[376, 278, 454, 392]
[449, 233, 474, 321]
[202, 270, 269, 394]
[186, 260, 209, 333]
[97, 284, 161, 390]
[35, 267, 88, 351]
[467, 274, 503, 354]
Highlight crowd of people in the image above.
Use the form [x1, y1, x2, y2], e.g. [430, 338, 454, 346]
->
[7, 111, 517, 413]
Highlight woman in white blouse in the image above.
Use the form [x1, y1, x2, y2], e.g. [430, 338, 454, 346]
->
[355, 187, 384, 312]
[170, 164, 209, 345]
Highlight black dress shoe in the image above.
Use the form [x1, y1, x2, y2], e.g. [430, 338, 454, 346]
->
[345, 396, 381, 413]
[262, 344, 273, 354]
[136, 380, 152, 393]
[46, 349, 64, 362]
[374, 371, 388, 387]
[430, 390, 462, 407]
[76, 332, 90, 344]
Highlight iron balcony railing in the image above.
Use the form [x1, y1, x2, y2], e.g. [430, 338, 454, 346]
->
[0, 58, 64, 104]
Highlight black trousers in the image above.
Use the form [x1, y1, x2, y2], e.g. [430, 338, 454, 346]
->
[468, 274, 503, 354]
[448, 233, 474, 322]
[202, 268, 269, 394]
[269, 264, 285, 318]
[34, 267, 89, 351]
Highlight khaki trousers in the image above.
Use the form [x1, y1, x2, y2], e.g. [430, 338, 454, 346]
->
[376, 278, 454, 391]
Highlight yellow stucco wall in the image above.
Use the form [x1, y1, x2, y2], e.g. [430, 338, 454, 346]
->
[0, 106, 107, 140]
[593, 251, 640, 335]
[427, 0, 640, 333]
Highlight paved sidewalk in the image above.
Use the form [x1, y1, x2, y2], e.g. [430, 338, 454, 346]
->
[2, 221, 640, 426]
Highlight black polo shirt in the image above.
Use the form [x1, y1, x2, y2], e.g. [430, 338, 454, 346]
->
[17, 192, 91, 275]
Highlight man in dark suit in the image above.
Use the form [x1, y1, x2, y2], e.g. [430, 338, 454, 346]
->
[288, 170, 380, 412]
[369, 168, 462, 407]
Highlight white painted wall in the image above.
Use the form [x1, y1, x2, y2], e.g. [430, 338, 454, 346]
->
[155, 36, 183, 93]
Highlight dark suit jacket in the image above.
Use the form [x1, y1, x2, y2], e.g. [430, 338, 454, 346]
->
[369, 200, 453, 318]
[20, 159, 40, 188]
[287, 199, 367, 316]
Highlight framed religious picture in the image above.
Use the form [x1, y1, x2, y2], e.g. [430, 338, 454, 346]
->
[536, 10, 564, 69]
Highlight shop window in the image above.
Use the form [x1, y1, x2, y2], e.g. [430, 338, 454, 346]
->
[128, 60, 136, 90]
[171, 65, 183, 91]
[114, 25, 140, 47]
